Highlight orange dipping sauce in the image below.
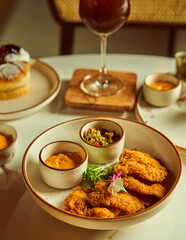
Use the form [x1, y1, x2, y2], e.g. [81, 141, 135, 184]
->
[45, 152, 84, 170]
[0, 134, 9, 150]
[148, 81, 176, 91]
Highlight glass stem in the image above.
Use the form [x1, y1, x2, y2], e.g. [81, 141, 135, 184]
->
[98, 34, 108, 86]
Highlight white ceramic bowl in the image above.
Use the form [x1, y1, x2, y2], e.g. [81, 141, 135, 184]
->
[143, 73, 182, 107]
[0, 123, 17, 166]
[39, 141, 88, 189]
[79, 119, 125, 164]
[22, 117, 182, 230]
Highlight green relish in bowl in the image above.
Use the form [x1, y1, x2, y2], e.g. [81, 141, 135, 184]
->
[83, 127, 120, 146]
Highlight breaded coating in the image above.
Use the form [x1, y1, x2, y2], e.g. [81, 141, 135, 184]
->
[64, 149, 168, 218]
[64, 187, 121, 218]
[94, 180, 110, 191]
[89, 207, 121, 218]
[64, 183, 147, 216]
[123, 176, 167, 199]
[115, 150, 168, 182]
[88, 191, 146, 215]
[113, 164, 128, 176]
[64, 188, 90, 216]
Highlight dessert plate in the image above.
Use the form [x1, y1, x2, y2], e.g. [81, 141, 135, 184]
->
[22, 116, 181, 230]
[135, 88, 186, 155]
[0, 59, 61, 120]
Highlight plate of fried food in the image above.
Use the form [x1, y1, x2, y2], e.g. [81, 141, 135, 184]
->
[22, 116, 182, 230]
[0, 44, 61, 120]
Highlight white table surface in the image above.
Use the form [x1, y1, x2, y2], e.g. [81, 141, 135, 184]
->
[0, 54, 185, 240]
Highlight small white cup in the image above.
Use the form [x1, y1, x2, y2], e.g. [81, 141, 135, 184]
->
[143, 73, 182, 107]
[80, 119, 125, 164]
[0, 123, 17, 166]
[39, 141, 88, 189]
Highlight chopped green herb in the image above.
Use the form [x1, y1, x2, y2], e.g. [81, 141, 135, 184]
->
[83, 127, 120, 146]
[81, 163, 115, 188]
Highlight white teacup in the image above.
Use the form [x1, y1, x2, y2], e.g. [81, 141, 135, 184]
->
[0, 123, 17, 166]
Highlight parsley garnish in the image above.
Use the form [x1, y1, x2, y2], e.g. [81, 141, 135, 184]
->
[81, 163, 115, 188]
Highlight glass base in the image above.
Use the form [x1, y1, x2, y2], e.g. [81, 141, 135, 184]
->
[80, 73, 124, 97]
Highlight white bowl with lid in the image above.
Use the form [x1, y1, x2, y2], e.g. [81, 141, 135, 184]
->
[143, 73, 182, 107]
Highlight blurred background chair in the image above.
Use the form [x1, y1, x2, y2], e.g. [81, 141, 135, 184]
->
[48, 0, 186, 56]
[0, 0, 16, 36]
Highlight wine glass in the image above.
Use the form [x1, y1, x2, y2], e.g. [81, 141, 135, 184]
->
[79, 0, 130, 97]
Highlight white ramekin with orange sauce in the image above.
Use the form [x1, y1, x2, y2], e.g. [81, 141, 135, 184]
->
[143, 73, 182, 107]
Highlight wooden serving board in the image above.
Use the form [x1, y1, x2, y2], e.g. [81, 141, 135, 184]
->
[64, 68, 137, 112]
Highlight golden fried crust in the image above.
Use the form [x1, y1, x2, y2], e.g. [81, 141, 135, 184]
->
[94, 180, 109, 192]
[64, 188, 90, 216]
[64, 188, 120, 218]
[113, 164, 128, 176]
[64, 150, 168, 218]
[88, 191, 146, 215]
[123, 176, 167, 199]
[64, 186, 146, 217]
[118, 150, 168, 182]
[89, 207, 121, 218]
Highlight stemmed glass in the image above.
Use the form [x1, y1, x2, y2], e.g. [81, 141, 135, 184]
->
[79, 0, 130, 97]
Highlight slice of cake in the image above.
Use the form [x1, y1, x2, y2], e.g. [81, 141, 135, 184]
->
[0, 44, 30, 100]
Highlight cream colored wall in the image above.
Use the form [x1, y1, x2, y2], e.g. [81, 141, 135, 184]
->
[0, 0, 60, 58]
[0, 0, 185, 58]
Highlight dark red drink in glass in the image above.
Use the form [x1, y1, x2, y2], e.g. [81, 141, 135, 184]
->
[79, 0, 130, 97]
[79, 0, 130, 35]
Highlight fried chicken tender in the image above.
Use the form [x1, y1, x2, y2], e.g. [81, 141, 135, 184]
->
[94, 180, 109, 191]
[64, 149, 168, 219]
[64, 187, 121, 218]
[88, 188, 147, 215]
[89, 207, 121, 218]
[123, 176, 167, 199]
[64, 188, 90, 216]
[114, 150, 168, 182]
[64, 181, 148, 217]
